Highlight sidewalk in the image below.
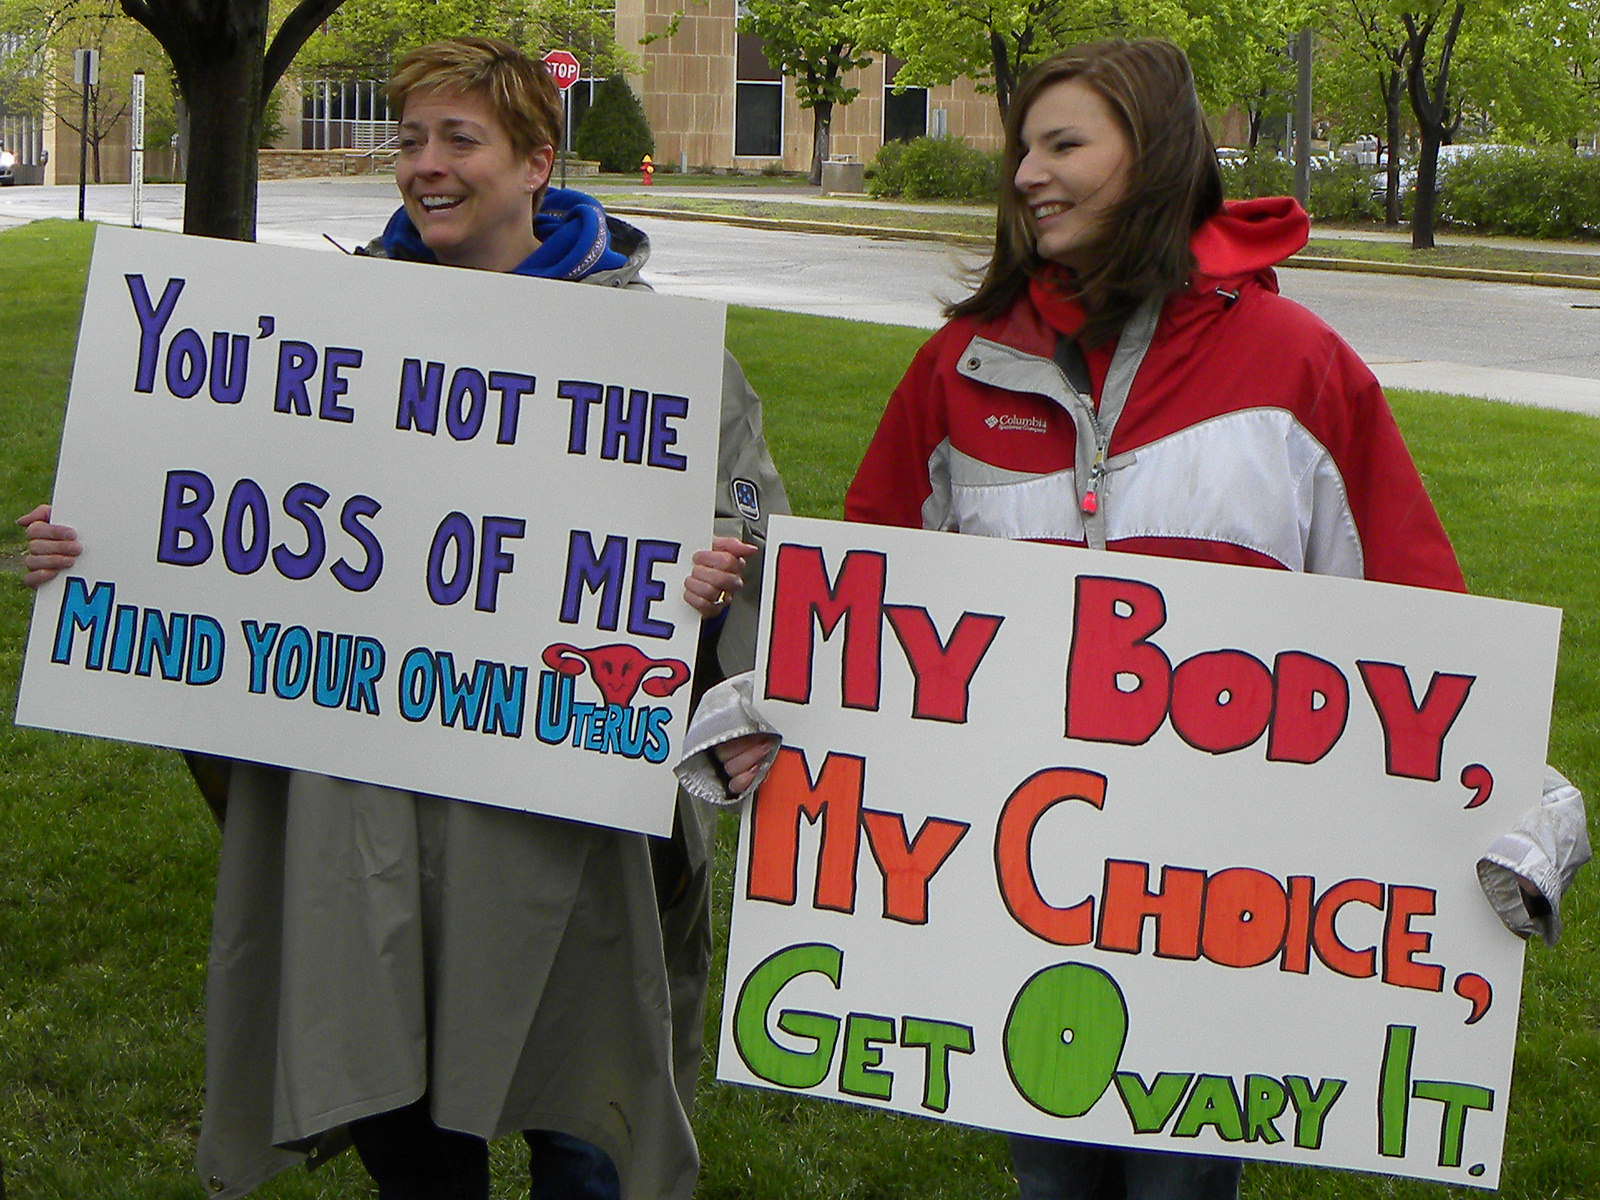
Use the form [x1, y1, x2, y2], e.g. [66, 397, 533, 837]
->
[4, 179, 1599, 419]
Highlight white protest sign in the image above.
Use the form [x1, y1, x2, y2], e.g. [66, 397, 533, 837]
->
[17, 225, 725, 837]
[719, 514, 1562, 1188]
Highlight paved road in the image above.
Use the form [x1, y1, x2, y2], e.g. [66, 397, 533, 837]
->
[5, 180, 1599, 416]
[628, 214, 1600, 417]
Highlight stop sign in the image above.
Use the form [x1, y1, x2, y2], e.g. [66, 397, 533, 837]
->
[542, 49, 581, 91]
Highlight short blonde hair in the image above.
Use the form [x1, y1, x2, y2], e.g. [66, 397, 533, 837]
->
[387, 37, 562, 160]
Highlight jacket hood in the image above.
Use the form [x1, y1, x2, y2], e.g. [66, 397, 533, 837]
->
[1190, 196, 1309, 285]
[377, 187, 633, 280]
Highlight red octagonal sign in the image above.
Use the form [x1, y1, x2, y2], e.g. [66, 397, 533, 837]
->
[542, 49, 581, 91]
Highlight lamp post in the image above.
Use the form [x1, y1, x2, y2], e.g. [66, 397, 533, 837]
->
[72, 47, 99, 220]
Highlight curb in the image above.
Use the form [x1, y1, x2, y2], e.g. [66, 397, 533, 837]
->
[607, 204, 990, 248]
[1287, 254, 1600, 291]
[608, 205, 1600, 290]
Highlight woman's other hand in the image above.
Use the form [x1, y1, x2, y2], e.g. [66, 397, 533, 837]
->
[716, 732, 778, 796]
[683, 535, 757, 618]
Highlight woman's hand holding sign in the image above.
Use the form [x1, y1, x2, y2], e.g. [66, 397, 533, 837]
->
[16, 504, 80, 589]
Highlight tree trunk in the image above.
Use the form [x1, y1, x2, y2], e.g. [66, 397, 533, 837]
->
[1404, 1, 1465, 250]
[989, 30, 1012, 119]
[91, 90, 102, 182]
[989, 22, 1036, 123]
[125, 0, 271, 240]
[809, 100, 832, 186]
[1411, 133, 1442, 247]
[1383, 69, 1402, 226]
[174, 33, 267, 239]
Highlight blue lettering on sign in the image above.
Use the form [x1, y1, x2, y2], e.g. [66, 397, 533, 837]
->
[156, 469, 384, 591]
[532, 670, 673, 763]
[556, 379, 689, 470]
[273, 342, 363, 422]
[125, 274, 254, 404]
[396, 360, 534, 444]
[50, 577, 224, 685]
[559, 530, 679, 638]
[396, 647, 526, 736]
[241, 619, 384, 713]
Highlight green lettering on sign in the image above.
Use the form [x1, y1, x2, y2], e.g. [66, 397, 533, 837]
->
[732, 942, 843, 1089]
[1004, 962, 1128, 1117]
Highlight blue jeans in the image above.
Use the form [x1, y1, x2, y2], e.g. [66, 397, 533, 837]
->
[1010, 1136, 1242, 1200]
[349, 1100, 620, 1200]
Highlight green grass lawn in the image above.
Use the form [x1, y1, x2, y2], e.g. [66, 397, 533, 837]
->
[2, 219, 1597, 1199]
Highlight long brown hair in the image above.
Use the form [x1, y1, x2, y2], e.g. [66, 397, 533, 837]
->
[950, 39, 1224, 346]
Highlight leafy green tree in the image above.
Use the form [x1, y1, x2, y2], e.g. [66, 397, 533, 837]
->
[740, 0, 870, 184]
[848, 0, 1112, 119]
[1319, 0, 1597, 234]
[1319, 0, 1411, 222]
[1452, 0, 1600, 144]
[116, 0, 345, 238]
[848, 0, 1304, 125]
[573, 72, 651, 172]
[1401, 0, 1464, 246]
[0, 0, 336, 233]
[0, 0, 177, 181]
[1139, 0, 1308, 118]
[297, 0, 630, 84]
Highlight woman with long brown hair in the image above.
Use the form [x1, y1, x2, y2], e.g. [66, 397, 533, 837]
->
[841, 37, 1585, 1200]
[695, 36, 1586, 1200]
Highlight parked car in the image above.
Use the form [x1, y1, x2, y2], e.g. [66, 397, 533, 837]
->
[0, 146, 16, 186]
[1370, 143, 1526, 202]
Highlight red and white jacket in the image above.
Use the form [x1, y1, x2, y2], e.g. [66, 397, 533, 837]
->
[846, 197, 1464, 591]
[839, 196, 1587, 941]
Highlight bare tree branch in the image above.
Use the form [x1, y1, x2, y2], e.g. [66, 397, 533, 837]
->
[263, 0, 344, 93]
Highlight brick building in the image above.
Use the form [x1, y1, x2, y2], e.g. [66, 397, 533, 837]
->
[294, 1, 1005, 174]
[5, 5, 1008, 183]
[610, 0, 1004, 173]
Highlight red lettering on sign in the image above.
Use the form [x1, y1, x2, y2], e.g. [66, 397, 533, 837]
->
[764, 544, 886, 711]
[994, 767, 1107, 946]
[1357, 661, 1475, 781]
[747, 746, 863, 913]
[1065, 576, 1171, 745]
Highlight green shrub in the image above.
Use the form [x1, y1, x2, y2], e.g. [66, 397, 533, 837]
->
[573, 75, 654, 174]
[1218, 153, 1293, 200]
[866, 137, 998, 201]
[1308, 160, 1382, 223]
[1440, 147, 1600, 238]
[864, 138, 907, 192]
[1219, 155, 1381, 223]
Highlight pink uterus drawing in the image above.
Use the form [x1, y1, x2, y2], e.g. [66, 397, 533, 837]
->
[541, 642, 691, 707]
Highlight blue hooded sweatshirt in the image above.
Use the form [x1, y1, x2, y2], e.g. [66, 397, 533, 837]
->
[375, 186, 632, 280]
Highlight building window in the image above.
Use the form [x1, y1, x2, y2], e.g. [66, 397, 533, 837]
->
[301, 79, 393, 150]
[735, 27, 781, 157]
[883, 56, 928, 143]
[0, 33, 46, 167]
